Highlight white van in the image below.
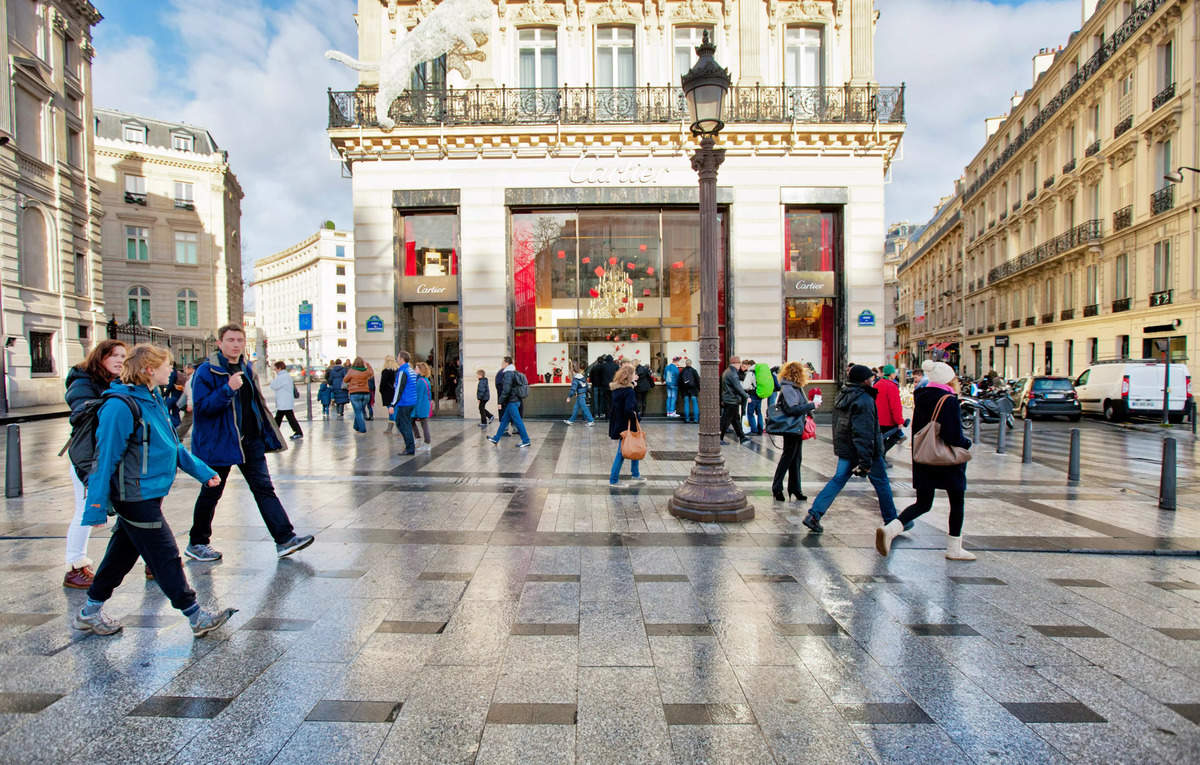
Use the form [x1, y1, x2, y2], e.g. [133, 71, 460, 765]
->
[1073, 360, 1191, 422]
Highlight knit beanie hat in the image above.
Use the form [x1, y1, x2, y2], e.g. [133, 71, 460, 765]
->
[848, 364, 874, 384]
[881, 364, 896, 376]
[921, 359, 936, 375]
[927, 361, 956, 385]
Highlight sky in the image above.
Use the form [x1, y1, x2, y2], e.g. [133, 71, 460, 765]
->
[91, 0, 1087, 299]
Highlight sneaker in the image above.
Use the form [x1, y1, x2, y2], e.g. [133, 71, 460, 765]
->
[585, 421, 595, 427]
[73, 608, 122, 636]
[487, 416, 495, 424]
[802, 512, 824, 534]
[290, 433, 304, 440]
[191, 607, 238, 638]
[720, 439, 728, 446]
[562, 419, 573, 425]
[63, 565, 94, 589]
[517, 441, 531, 448]
[478, 422, 488, 428]
[628, 476, 646, 483]
[488, 438, 499, 445]
[739, 439, 750, 445]
[184, 543, 222, 562]
[276, 534, 315, 559]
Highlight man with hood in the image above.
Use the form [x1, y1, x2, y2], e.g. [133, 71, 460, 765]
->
[186, 324, 315, 562]
[488, 355, 531, 447]
[801, 364, 901, 535]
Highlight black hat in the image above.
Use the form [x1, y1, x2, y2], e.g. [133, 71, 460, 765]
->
[848, 364, 874, 384]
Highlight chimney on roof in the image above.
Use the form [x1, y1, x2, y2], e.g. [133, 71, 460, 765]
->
[1033, 47, 1056, 83]
[985, 116, 1004, 139]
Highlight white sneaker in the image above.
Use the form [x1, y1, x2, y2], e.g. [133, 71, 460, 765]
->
[875, 519, 904, 557]
[585, 421, 595, 427]
[945, 535, 977, 561]
[562, 420, 573, 425]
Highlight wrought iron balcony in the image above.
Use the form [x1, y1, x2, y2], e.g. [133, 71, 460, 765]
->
[124, 191, 147, 205]
[1043, 176, 1055, 188]
[174, 199, 195, 211]
[1062, 158, 1076, 174]
[1083, 303, 1099, 317]
[1151, 185, 1175, 216]
[1027, 189, 1036, 201]
[1011, 318, 1022, 328]
[1152, 82, 1176, 110]
[1113, 205, 1132, 231]
[894, 313, 908, 325]
[1041, 312, 1055, 324]
[327, 84, 907, 129]
[1150, 288, 1173, 307]
[1084, 139, 1101, 157]
[987, 219, 1103, 285]
[1112, 297, 1131, 313]
[1113, 115, 1132, 138]
[1012, 201, 1021, 212]
[1060, 309, 1075, 321]
[1000, 210, 1008, 221]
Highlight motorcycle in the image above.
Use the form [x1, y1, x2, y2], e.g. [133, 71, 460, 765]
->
[960, 390, 1015, 430]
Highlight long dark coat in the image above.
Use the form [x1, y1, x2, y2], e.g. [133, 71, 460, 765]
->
[910, 386, 971, 493]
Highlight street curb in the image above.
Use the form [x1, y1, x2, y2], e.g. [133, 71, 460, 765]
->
[0, 409, 70, 425]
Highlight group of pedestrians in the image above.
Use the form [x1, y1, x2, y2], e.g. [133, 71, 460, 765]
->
[61, 324, 315, 639]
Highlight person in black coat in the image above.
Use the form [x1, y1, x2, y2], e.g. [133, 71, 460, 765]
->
[877, 361, 976, 560]
[607, 363, 643, 485]
[379, 357, 398, 432]
[634, 362, 653, 415]
[677, 359, 700, 423]
[770, 362, 815, 502]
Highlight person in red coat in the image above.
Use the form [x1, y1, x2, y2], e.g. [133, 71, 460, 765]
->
[875, 364, 907, 455]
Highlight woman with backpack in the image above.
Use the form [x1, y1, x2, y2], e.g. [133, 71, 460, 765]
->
[72, 344, 236, 638]
[770, 362, 815, 502]
[327, 359, 348, 417]
[608, 363, 644, 485]
[62, 339, 128, 590]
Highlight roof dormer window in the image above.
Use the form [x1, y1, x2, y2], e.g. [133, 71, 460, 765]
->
[123, 124, 146, 143]
[171, 132, 194, 152]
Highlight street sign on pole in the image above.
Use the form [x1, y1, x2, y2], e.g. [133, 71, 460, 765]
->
[298, 301, 313, 332]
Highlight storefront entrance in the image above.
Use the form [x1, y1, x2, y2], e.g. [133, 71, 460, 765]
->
[403, 303, 462, 416]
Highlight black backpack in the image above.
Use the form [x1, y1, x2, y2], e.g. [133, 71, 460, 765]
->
[59, 391, 147, 485]
[513, 371, 530, 400]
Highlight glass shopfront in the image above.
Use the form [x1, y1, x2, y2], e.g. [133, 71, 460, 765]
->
[511, 207, 727, 385]
[784, 208, 841, 379]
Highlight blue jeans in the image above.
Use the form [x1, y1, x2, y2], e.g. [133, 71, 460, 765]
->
[665, 385, 678, 415]
[394, 405, 416, 452]
[350, 392, 369, 432]
[808, 456, 898, 523]
[568, 396, 594, 423]
[610, 440, 641, 483]
[747, 398, 764, 434]
[682, 395, 698, 422]
[768, 392, 778, 412]
[493, 401, 530, 444]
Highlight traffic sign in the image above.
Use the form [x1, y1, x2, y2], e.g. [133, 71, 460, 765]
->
[298, 301, 313, 332]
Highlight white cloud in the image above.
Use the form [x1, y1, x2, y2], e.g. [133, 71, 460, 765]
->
[92, 0, 360, 310]
[877, 0, 1081, 227]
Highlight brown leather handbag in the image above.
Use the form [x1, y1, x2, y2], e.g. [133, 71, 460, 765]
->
[911, 394, 972, 466]
[621, 413, 647, 460]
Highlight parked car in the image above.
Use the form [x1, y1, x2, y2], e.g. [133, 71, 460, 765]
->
[1073, 360, 1191, 422]
[1015, 376, 1081, 421]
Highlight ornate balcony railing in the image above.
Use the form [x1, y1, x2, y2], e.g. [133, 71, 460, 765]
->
[894, 313, 908, 325]
[987, 219, 1103, 285]
[124, 191, 147, 205]
[961, 0, 1169, 202]
[1060, 309, 1075, 321]
[1083, 303, 1099, 317]
[1084, 139, 1101, 157]
[1112, 297, 1132, 313]
[1027, 189, 1037, 201]
[1012, 201, 1021, 212]
[1113, 205, 1132, 231]
[998, 321, 1007, 330]
[1043, 176, 1055, 188]
[1152, 82, 1176, 110]
[1041, 312, 1055, 324]
[1062, 158, 1077, 174]
[1151, 185, 1175, 215]
[1000, 210, 1008, 220]
[1113, 114, 1133, 138]
[174, 199, 195, 211]
[327, 84, 907, 129]
[1150, 288, 1173, 307]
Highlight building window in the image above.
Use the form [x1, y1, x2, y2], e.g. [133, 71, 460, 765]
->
[171, 133, 194, 152]
[14, 87, 44, 160]
[1026, 285, 1036, 318]
[673, 26, 712, 79]
[176, 289, 199, 327]
[337, 338, 348, 347]
[29, 331, 54, 374]
[174, 231, 198, 265]
[518, 27, 557, 89]
[1062, 271, 1073, 309]
[336, 265, 346, 275]
[74, 251, 88, 296]
[67, 128, 81, 167]
[125, 226, 150, 261]
[596, 25, 635, 119]
[336, 245, 346, 258]
[1088, 337, 1098, 364]
[337, 320, 347, 330]
[124, 174, 147, 205]
[1159, 39, 1174, 90]
[1113, 254, 1128, 299]
[128, 286, 151, 325]
[123, 124, 146, 143]
[401, 214, 458, 276]
[19, 207, 49, 290]
[174, 181, 194, 209]
[336, 303, 346, 313]
[1085, 264, 1099, 306]
[1156, 138, 1172, 190]
[784, 26, 823, 87]
[78, 323, 89, 340]
[1154, 240, 1171, 292]
[1043, 278, 1054, 315]
[336, 283, 346, 294]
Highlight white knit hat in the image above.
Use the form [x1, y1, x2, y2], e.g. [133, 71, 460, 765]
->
[927, 361, 956, 385]
[921, 359, 935, 374]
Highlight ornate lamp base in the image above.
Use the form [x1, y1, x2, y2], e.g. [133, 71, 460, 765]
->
[667, 454, 754, 522]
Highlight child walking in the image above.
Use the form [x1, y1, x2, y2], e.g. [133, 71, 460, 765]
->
[476, 369, 493, 427]
[564, 363, 595, 425]
[413, 362, 433, 448]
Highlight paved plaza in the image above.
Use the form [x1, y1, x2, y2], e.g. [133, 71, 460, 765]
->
[0, 412, 1199, 763]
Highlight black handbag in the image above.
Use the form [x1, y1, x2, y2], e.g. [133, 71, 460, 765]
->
[766, 388, 807, 436]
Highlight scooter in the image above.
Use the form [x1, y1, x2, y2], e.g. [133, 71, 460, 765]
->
[960, 390, 1015, 430]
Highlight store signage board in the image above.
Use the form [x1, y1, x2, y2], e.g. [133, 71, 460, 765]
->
[857, 310, 875, 327]
[298, 301, 313, 332]
[994, 335, 1009, 347]
[365, 315, 384, 333]
[400, 275, 458, 302]
[783, 271, 837, 298]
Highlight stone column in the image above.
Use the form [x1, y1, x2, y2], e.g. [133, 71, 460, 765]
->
[850, 0, 875, 85]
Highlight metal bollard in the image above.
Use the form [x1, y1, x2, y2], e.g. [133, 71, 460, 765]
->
[1067, 428, 1081, 485]
[995, 418, 1007, 454]
[1022, 418, 1033, 464]
[972, 414, 981, 446]
[1191, 401, 1197, 435]
[5, 424, 21, 498]
[1159, 437, 1177, 511]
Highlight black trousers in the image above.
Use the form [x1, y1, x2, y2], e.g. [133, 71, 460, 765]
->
[720, 404, 745, 441]
[771, 434, 803, 496]
[190, 450, 295, 546]
[478, 399, 492, 424]
[635, 390, 648, 416]
[596, 388, 611, 418]
[899, 486, 966, 536]
[274, 409, 302, 436]
[88, 497, 197, 612]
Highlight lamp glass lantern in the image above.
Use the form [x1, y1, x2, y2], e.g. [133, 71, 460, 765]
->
[681, 31, 731, 136]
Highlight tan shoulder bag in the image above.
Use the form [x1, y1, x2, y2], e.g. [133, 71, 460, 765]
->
[911, 394, 972, 466]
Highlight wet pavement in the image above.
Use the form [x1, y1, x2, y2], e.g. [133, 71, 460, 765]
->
[0, 411, 1198, 763]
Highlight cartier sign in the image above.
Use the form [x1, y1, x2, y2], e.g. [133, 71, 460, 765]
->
[569, 153, 672, 185]
[400, 275, 458, 302]
[783, 271, 837, 298]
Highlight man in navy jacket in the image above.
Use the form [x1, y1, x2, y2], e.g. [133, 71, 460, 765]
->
[186, 324, 314, 562]
[389, 350, 419, 455]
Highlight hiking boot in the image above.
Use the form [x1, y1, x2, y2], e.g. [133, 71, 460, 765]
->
[73, 608, 122, 636]
[802, 512, 824, 534]
[63, 565, 94, 589]
[276, 534, 315, 559]
[184, 543, 222, 562]
[191, 607, 238, 638]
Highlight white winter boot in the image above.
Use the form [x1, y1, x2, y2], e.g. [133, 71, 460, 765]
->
[945, 535, 977, 561]
[875, 519, 904, 557]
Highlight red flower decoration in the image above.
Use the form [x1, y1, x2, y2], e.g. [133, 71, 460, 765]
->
[618, 307, 626, 313]
[634, 349, 640, 354]
[589, 288, 599, 297]
[556, 250, 565, 259]
[625, 262, 636, 270]
[594, 266, 605, 278]
[608, 257, 618, 265]
[639, 244, 647, 251]
[581, 256, 590, 264]
[622, 297, 629, 303]
[636, 302, 644, 311]
[625, 277, 633, 285]
[643, 289, 651, 296]
[631, 334, 639, 341]
[646, 267, 655, 275]
[671, 261, 684, 269]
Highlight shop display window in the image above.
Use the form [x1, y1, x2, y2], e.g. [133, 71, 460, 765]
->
[784, 208, 841, 379]
[402, 214, 458, 276]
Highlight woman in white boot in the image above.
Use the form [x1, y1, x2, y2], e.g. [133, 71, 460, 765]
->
[876, 361, 976, 561]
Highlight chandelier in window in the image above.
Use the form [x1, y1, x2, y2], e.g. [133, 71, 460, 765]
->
[588, 258, 641, 320]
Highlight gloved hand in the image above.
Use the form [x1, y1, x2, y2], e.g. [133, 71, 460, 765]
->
[852, 463, 870, 477]
[903, 418, 910, 427]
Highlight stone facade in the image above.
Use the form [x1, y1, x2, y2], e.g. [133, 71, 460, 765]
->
[896, 192, 964, 371]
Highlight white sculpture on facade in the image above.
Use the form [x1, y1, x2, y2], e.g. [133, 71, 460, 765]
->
[326, 0, 495, 130]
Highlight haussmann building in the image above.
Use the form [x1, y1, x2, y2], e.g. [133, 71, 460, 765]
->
[326, 0, 904, 416]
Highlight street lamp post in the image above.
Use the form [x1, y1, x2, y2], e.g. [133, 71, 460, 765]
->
[668, 32, 753, 523]
[1163, 166, 1200, 425]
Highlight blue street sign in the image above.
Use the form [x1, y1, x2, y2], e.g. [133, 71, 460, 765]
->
[857, 310, 876, 328]
[298, 301, 313, 331]
[366, 315, 384, 333]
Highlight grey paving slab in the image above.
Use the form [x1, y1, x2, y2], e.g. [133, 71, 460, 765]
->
[475, 723, 576, 765]
[272, 721, 390, 764]
[668, 725, 777, 765]
[577, 666, 672, 765]
[579, 600, 651, 667]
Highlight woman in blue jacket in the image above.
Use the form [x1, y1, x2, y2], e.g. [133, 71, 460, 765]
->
[608, 363, 644, 485]
[413, 361, 433, 448]
[73, 344, 236, 638]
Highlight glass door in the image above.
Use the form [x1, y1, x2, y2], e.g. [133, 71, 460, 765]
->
[404, 303, 462, 416]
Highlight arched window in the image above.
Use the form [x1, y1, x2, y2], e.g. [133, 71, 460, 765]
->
[128, 286, 151, 325]
[19, 207, 49, 290]
[176, 288, 198, 327]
